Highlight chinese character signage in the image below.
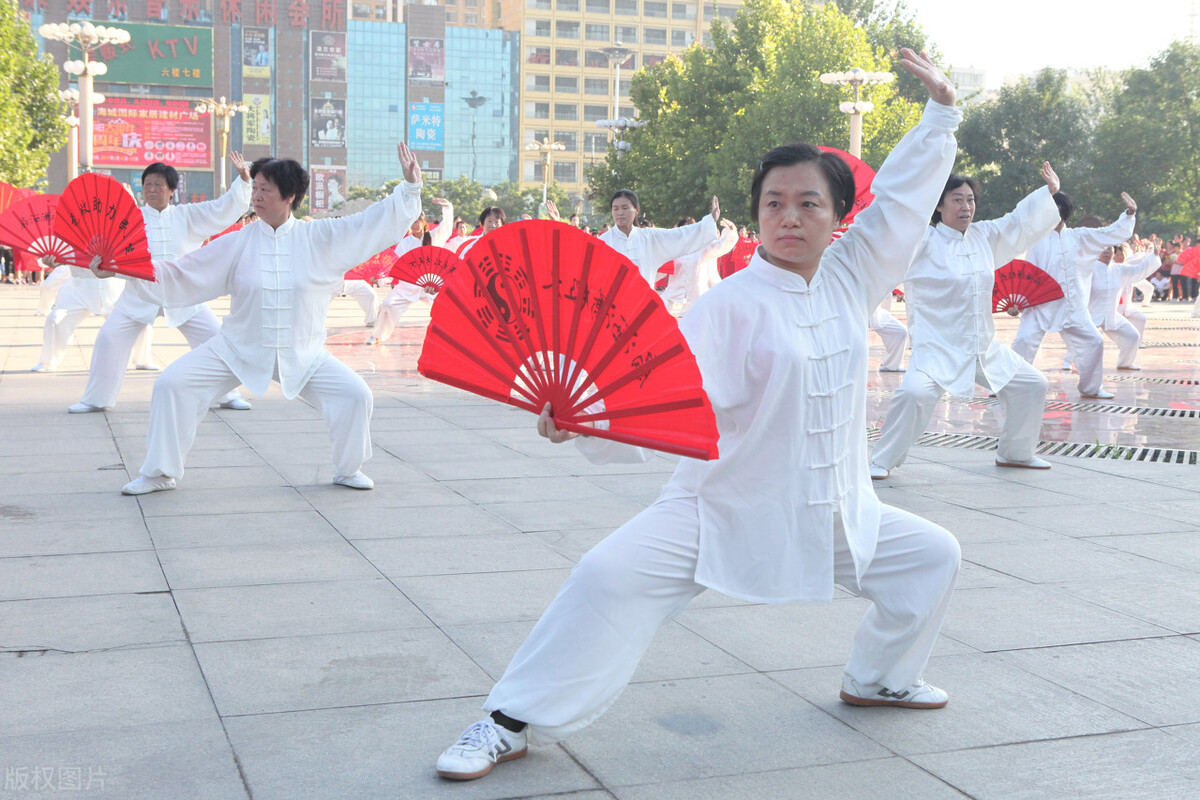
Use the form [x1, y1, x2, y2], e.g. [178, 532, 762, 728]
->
[310, 166, 346, 212]
[407, 102, 443, 152]
[243, 94, 272, 147]
[310, 31, 346, 82]
[310, 99, 346, 148]
[243, 28, 271, 79]
[407, 38, 444, 86]
[85, 21, 214, 87]
[93, 96, 212, 170]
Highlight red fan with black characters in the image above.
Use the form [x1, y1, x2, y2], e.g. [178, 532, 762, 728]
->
[0, 193, 75, 262]
[993, 259, 1064, 314]
[418, 220, 720, 460]
[345, 246, 399, 282]
[818, 145, 877, 237]
[389, 245, 465, 293]
[0, 180, 35, 217]
[52, 173, 154, 281]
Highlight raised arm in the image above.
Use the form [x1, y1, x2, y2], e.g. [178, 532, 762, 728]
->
[428, 198, 455, 247]
[180, 152, 253, 239]
[975, 163, 1061, 267]
[1067, 193, 1137, 256]
[638, 213, 721, 282]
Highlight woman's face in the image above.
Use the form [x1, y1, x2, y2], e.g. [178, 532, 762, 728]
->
[251, 173, 293, 225]
[756, 161, 839, 277]
[410, 213, 426, 236]
[611, 197, 638, 231]
[937, 184, 976, 233]
[482, 211, 504, 233]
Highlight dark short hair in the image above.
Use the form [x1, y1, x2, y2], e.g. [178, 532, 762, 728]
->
[610, 189, 639, 210]
[675, 217, 695, 227]
[749, 144, 855, 224]
[932, 175, 982, 225]
[1053, 191, 1074, 223]
[142, 162, 179, 191]
[1076, 215, 1104, 229]
[479, 206, 505, 227]
[250, 157, 309, 210]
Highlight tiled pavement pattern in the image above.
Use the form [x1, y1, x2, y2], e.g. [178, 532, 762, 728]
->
[1, 284, 1198, 799]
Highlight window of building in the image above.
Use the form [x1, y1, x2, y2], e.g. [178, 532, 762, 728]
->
[619, 105, 635, 117]
[525, 128, 551, 145]
[671, 29, 694, 46]
[352, 3, 371, 18]
[702, 31, 712, 46]
[644, 0, 666, 17]
[524, 159, 541, 182]
[554, 103, 579, 121]
[555, 76, 579, 93]
[527, 46, 551, 64]
[556, 48, 579, 66]
[445, 9, 457, 21]
[618, 79, 631, 96]
[554, 130, 578, 151]
[584, 132, 608, 154]
[585, 0, 610, 11]
[465, 0, 477, 6]
[672, 1, 695, 19]
[465, 12, 477, 22]
[527, 74, 551, 91]
[553, 161, 578, 182]
[615, 0, 638, 14]
[583, 104, 608, 121]
[557, 0, 580, 10]
[703, 2, 713, 20]
[616, 25, 637, 42]
[643, 27, 666, 44]
[643, 53, 665, 67]
[528, 0, 551, 7]
[527, 101, 551, 119]
[585, 23, 610, 41]
[556, 20, 581, 38]
[584, 50, 608, 68]
[584, 77, 609, 95]
[529, 19, 551, 36]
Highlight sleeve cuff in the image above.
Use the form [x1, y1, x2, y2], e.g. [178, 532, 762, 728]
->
[921, 98, 964, 133]
[397, 180, 423, 195]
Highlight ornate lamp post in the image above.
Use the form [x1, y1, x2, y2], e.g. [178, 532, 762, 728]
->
[595, 116, 645, 155]
[818, 68, 894, 158]
[600, 42, 633, 124]
[39, 21, 130, 174]
[58, 88, 105, 181]
[193, 96, 248, 193]
[462, 90, 490, 183]
[524, 138, 565, 206]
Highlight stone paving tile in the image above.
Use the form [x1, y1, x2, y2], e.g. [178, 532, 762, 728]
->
[356, 532, 576, 578]
[131, 484, 313, 518]
[144, 509, 342, 549]
[157, 540, 382, 590]
[0, 550, 167, 601]
[0, 489, 146, 527]
[984, 501, 1196, 537]
[441, 475, 622, 505]
[325, 503, 518, 540]
[962, 536, 1190, 585]
[394, 568, 573, 627]
[0, 592, 184, 653]
[481, 496, 647, 533]
[1057, 574, 1200, 634]
[1083, 530, 1200, 570]
[0, 517, 153, 558]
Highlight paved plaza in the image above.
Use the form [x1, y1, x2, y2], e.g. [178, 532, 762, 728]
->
[1, 284, 1199, 800]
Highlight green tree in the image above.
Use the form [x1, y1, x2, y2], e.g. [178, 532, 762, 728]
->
[834, 0, 940, 103]
[431, 174, 487, 224]
[586, 0, 922, 226]
[487, 179, 571, 221]
[0, 1, 68, 188]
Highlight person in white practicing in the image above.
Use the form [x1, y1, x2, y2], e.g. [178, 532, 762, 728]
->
[1085, 242, 1162, 371]
[661, 216, 738, 314]
[436, 50, 962, 783]
[103, 144, 424, 496]
[36, 262, 70, 316]
[69, 159, 254, 414]
[365, 197, 453, 345]
[1009, 192, 1137, 400]
[869, 293, 908, 372]
[598, 189, 723, 285]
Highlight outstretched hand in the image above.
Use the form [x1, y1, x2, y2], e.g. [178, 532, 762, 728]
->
[537, 402, 580, 443]
[1040, 162, 1060, 195]
[230, 151, 251, 183]
[544, 200, 561, 221]
[898, 48, 956, 107]
[1120, 191, 1137, 216]
[710, 195, 720, 224]
[397, 143, 422, 184]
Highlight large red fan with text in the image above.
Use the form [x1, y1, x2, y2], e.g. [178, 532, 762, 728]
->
[819, 146, 877, 237]
[418, 220, 719, 460]
[52, 173, 154, 280]
[389, 245, 465, 292]
[993, 259, 1064, 313]
[0, 194, 75, 262]
[345, 246, 399, 282]
[0, 180, 34, 217]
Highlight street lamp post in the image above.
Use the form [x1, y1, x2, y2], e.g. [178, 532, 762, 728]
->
[58, 88, 105, 181]
[818, 68, 895, 158]
[462, 89, 490, 183]
[600, 42, 633, 125]
[194, 97, 248, 193]
[524, 138, 565, 207]
[39, 21, 130, 174]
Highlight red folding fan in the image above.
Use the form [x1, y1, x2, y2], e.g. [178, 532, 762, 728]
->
[0, 180, 35, 217]
[389, 245, 465, 293]
[654, 259, 676, 292]
[345, 246, 399, 282]
[418, 220, 720, 460]
[819, 145, 877, 236]
[52, 173, 154, 281]
[992, 259, 1064, 313]
[0, 194, 75, 262]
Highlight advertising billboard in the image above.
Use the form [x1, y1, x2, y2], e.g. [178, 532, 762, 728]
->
[310, 99, 346, 148]
[242, 28, 271, 79]
[407, 102, 444, 152]
[242, 94, 272, 147]
[87, 21, 214, 87]
[93, 96, 212, 170]
[310, 31, 347, 82]
[310, 166, 347, 212]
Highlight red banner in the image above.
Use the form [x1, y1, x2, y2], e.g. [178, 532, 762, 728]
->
[92, 97, 212, 170]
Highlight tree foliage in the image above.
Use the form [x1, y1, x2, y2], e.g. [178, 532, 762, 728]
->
[0, 1, 68, 188]
[586, 0, 923, 227]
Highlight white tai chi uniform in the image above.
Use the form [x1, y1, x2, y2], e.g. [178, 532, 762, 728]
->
[134, 181, 423, 481]
[1088, 252, 1161, 369]
[598, 215, 720, 285]
[661, 225, 738, 312]
[37, 265, 71, 315]
[484, 99, 964, 745]
[1010, 213, 1135, 395]
[76, 179, 252, 409]
[369, 204, 453, 344]
[871, 187, 1060, 472]
[869, 294, 908, 371]
[35, 268, 143, 371]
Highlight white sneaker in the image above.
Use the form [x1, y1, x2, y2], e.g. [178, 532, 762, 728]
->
[437, 719, 527, 781]
[364, 336, 377, 345]
[1116, 364, 1141, 371]
[121, 475, 177, 495]
[995, 456, 1052, 470]
[218, 397, 252, 410]
[68, 402, 105, 414]
[869, 465, 890, 480]
[31, 363, 54, 372]
[1080, 390, 1116, 400]
[134, 363, 161, 371]
[333, 472, 374, 490]
[840, 675, 948, 709]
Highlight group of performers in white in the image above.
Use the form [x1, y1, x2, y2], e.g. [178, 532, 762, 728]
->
[24, 48, 1176, 784]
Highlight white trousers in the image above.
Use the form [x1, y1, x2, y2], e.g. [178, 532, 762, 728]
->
[37, 266, 71, 314]
[870, 312, 908, 371]
[342, 280, 380, 325]
[1131, 280, 1154, 308]
[1102, 318, 1141, 368]
[370, 282, 427, 344]
[871, 360, 1048, 470]
[79, 306, 242, 409]
[37, 305, 153, 371]
[484, 496, 960, 746]
[1011, 315, 1106, 395]
[1121, 304, 1147, 339]
[140, 342, 373, 480]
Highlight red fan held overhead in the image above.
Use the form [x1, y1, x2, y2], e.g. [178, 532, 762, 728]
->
[993, 259, 1064, 314]
[52, 173, 154, 281]
[0, 194, 75, 262]
[389, 245, 465, 293]
[418, 220, 720, 460]
[818, 146, 877, 238]
[345, 246, 399, 282]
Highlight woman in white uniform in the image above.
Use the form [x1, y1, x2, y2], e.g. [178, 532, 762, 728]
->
[364, 197, 453, 345]
[436, 50, 963, 783]
[598, 190, 722, 284]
